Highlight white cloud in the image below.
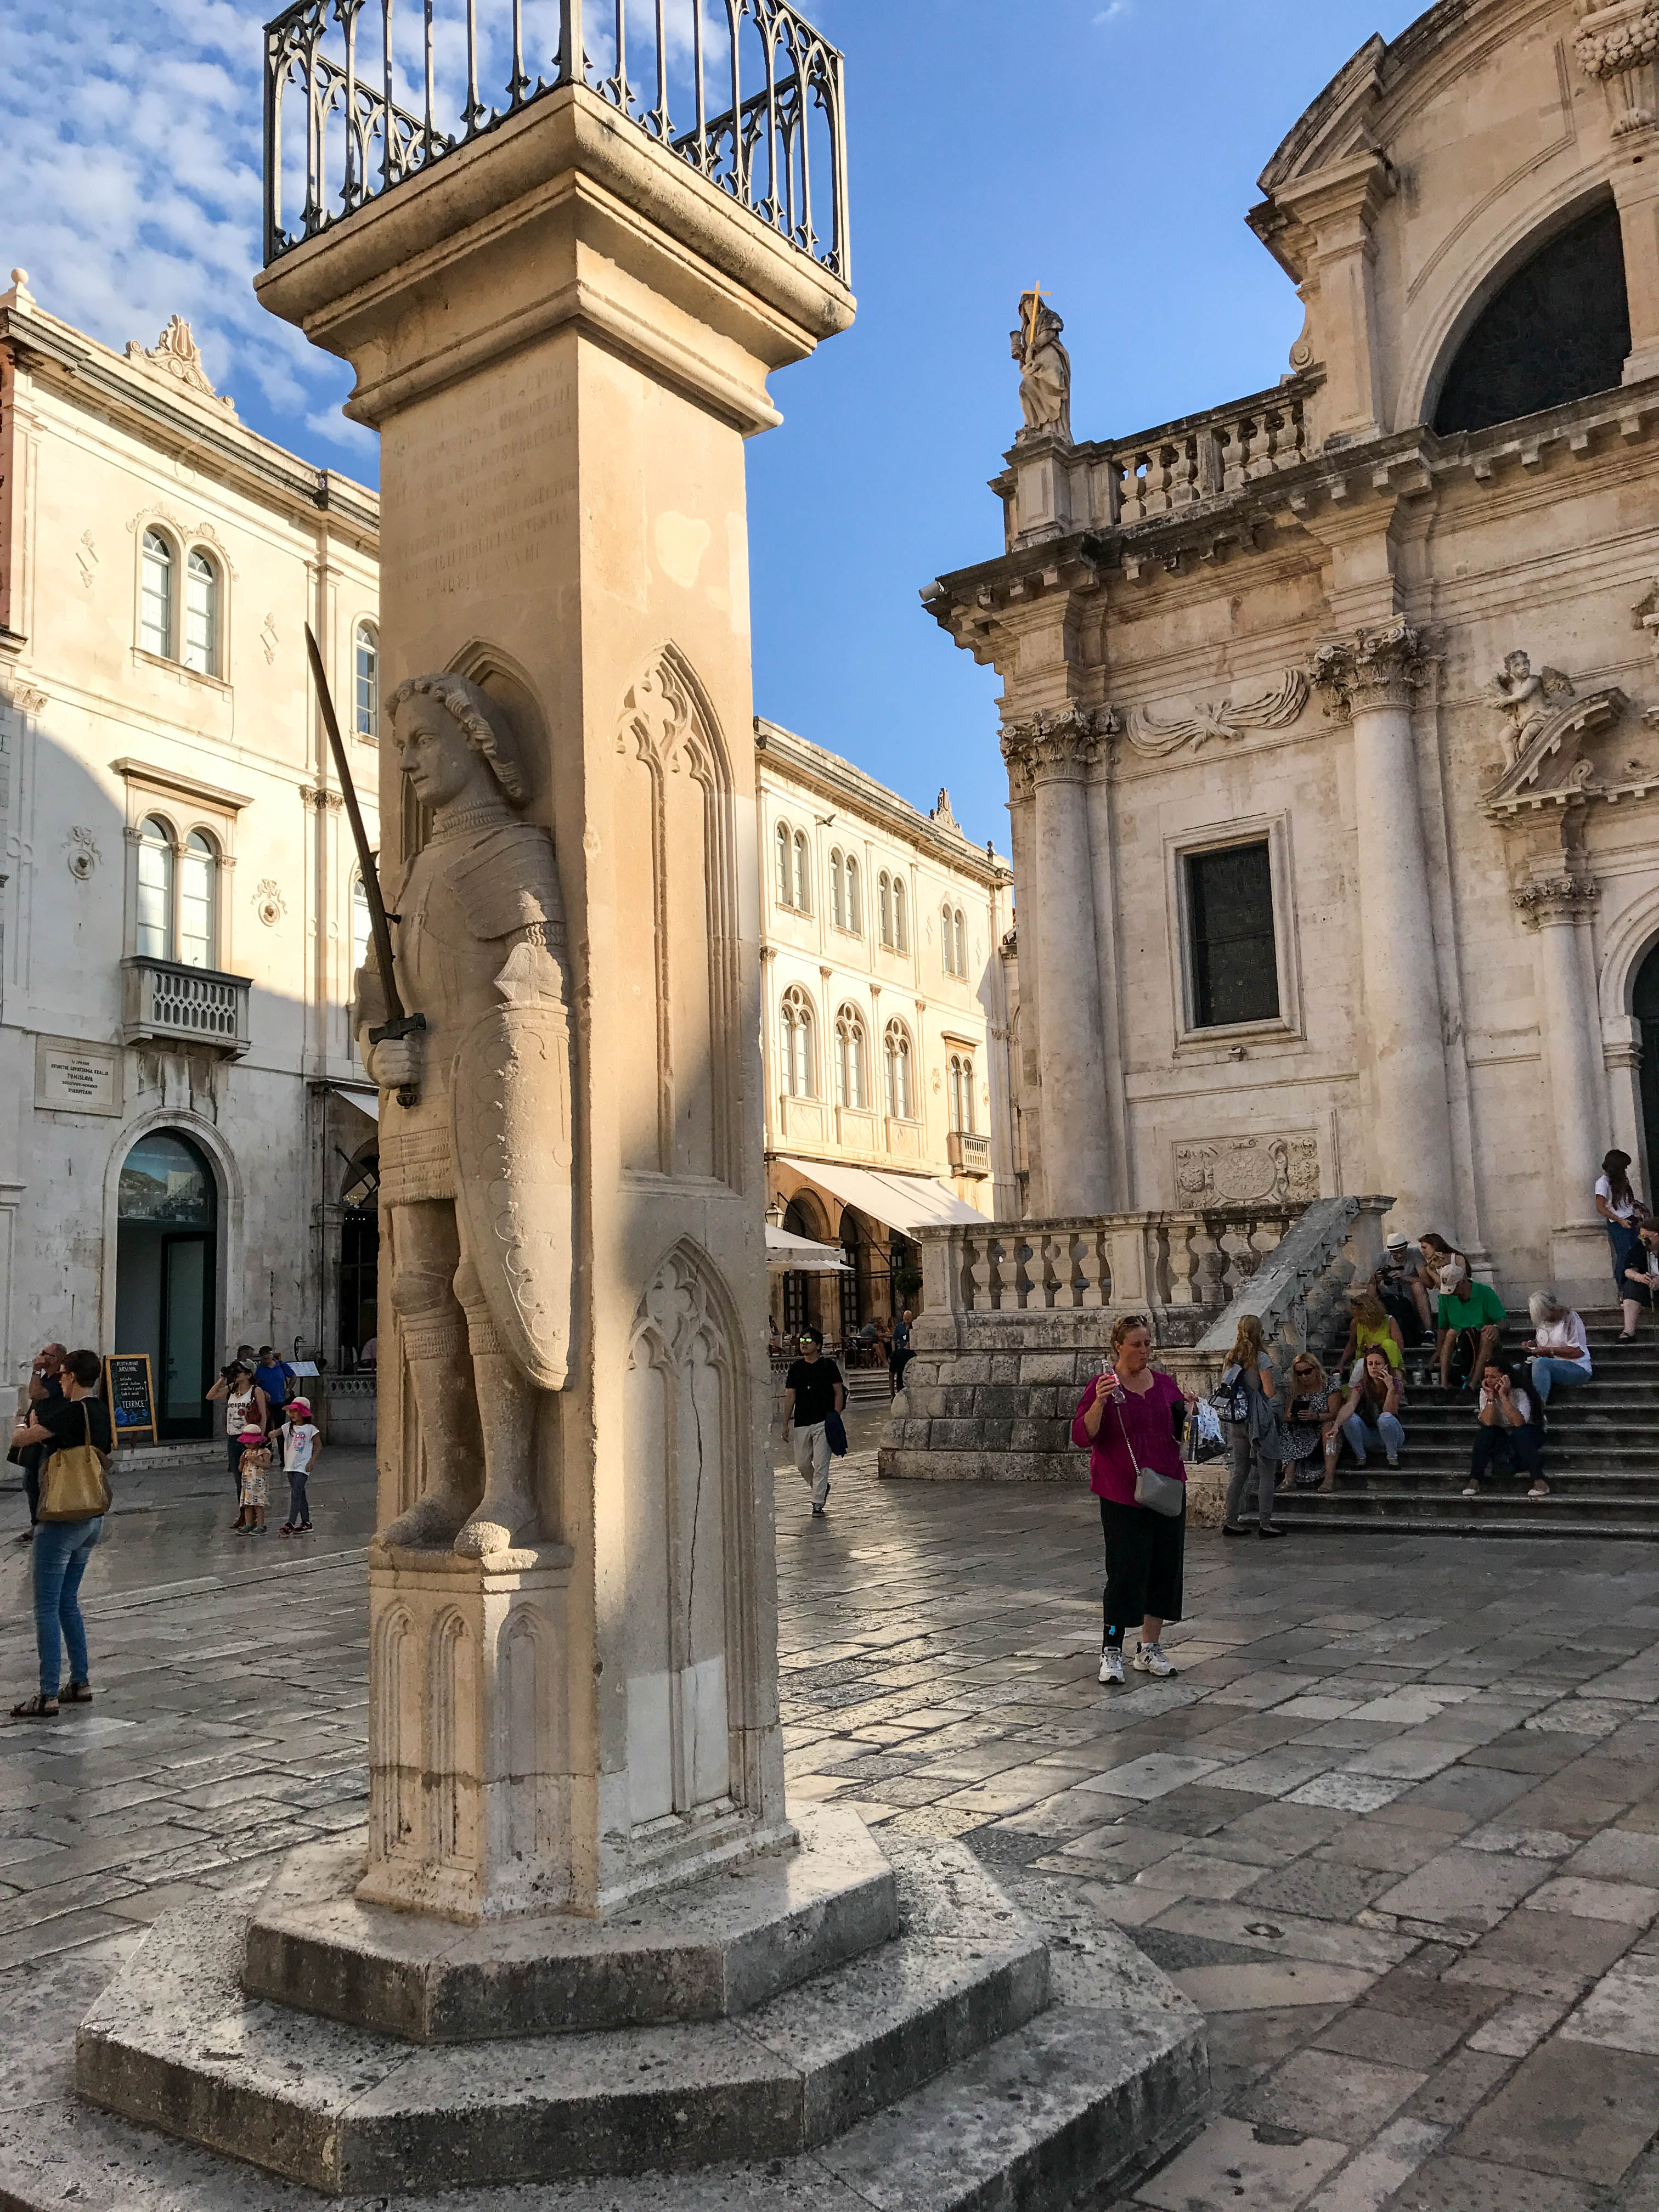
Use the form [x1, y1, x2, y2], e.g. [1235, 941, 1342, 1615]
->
[1, 0, 357, 464]
[1095, 1, 1132, 21]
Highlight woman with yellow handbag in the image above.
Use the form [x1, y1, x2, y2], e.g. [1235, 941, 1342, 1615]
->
[8, 1350, 112, 1719]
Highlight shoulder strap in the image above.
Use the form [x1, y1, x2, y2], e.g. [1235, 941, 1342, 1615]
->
[1113, 1393, 1142, 1479]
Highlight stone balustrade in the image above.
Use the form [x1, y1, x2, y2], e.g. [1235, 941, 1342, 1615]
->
[883, 1196, 1391, 1486]
[1105, 383, 1316, 527]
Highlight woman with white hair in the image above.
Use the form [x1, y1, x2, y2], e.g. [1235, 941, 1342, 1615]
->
[1522, 1291, 1592, 1406]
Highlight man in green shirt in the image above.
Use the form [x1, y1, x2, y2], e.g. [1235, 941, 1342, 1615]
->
[1436, 1263, 1505, 1390]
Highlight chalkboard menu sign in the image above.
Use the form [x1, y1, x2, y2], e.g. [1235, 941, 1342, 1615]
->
[104, 1355, 156, 1446]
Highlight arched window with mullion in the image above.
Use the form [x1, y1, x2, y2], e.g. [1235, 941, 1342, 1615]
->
[775, 820, 793, 907]
[884, 1019, 912, 1121]
[184, 550, 219, 676]
[780, 985, 816, 1098]
[793, 830, 811, 913]
[893, 876, 909, 953]
[834, 1005, 866, 1110]
[140, 531, 174, 660]
[354, 623, 379, 737]
[136, 817, 174, 959]
[178, 832, 218, 969]
[830, 849, 846, 929]
[845, 854, 861, 934]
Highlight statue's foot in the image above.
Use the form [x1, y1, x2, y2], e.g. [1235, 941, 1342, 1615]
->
[454, 1489, 539, 1559]
[382, 1489, 473, 1552]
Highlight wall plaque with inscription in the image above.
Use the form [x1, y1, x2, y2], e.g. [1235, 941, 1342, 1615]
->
[35, 1038, 122, 1116]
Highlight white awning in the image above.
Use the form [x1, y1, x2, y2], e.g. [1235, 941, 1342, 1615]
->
[765, 1223, 850, 1273]
[331, 1086, 380, 1122]
[775, 1156, 987, 1237]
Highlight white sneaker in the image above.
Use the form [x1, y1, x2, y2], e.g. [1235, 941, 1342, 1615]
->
[1133, 1641, 1177, 1678]
[1098, 1647, 1124, 1686]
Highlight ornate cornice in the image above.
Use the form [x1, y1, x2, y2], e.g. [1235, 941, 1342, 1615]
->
[1308, 620, 1430, 718]
[999, 703, 1113, 792]
[1514, 874, 1600, 928]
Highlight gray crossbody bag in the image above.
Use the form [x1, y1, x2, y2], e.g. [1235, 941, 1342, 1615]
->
[1112, 1390, 1186, 1519]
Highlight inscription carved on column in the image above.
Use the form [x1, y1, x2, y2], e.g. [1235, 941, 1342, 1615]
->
[1174, 1131, 1320, 1205]
[1308, 620, 1430, 718]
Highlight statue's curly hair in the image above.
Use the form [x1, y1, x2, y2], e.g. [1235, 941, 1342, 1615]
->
[388, 673, 528, 805]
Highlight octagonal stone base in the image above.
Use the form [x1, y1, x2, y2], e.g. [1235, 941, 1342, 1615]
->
[73, 1828, 1209, 2202]
[244, 1803, 898, 2041]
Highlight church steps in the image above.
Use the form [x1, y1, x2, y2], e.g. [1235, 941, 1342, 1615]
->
[1275, 1309, 1659, 1536]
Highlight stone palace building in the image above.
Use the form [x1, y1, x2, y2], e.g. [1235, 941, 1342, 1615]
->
[926, 0, 1659, 1313]
[758, 719, 1015, 1345]
[0, 271, 382, 1442]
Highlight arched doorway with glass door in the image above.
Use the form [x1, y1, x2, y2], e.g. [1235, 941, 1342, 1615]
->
[114, 1130, 218, 1441]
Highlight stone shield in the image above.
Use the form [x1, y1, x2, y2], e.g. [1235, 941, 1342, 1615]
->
[450, 997, 573, 1391]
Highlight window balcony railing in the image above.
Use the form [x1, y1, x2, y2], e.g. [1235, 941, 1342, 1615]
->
[948, 1130, 991, 1178]
[262, 0, 851, 283]
[123, 957, 252, 1057]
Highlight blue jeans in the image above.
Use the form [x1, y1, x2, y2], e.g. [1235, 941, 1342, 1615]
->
[1531, 1356, 1590, 1404]
[32, 1516, 101, 1699]
[1342, 1413, 1404, 1464]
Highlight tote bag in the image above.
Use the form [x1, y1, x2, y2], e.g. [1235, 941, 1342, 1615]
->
[40, 1401, 112, 1523]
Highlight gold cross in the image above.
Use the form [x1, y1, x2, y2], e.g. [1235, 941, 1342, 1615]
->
[1022, 281, 1048, 356]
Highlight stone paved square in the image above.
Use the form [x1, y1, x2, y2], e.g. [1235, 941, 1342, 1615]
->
[1, 1441, 1657, 2209]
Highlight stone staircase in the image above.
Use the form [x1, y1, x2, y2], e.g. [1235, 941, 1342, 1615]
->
[1273, 1309, 1659, 1539]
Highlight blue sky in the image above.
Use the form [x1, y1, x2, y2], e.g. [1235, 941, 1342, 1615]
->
[4, 0, 1418, 846]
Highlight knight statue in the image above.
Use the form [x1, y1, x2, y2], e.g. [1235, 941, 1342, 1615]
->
[355, 673, 573, 1559]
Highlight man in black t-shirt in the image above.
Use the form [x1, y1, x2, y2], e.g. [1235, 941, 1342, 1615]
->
[13, 1343, 66, 1547]
[782, 1327, 844, 1517]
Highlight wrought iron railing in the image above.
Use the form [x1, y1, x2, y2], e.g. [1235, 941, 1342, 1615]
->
[262, 0, 851, 282]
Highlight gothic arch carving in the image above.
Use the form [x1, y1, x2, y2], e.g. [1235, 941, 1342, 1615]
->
[427, 1607, 472, 1869]
[622, 1239, 754, 1831]
[370, 1603, 415, 1863]
[614, 646, 742, 1185]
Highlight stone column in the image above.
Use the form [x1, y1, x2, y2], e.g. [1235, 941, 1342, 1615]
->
[1002, 707, 1113, 1217]
[256, 82, 853, 1920]
[1516, 875, 1610, 1295]
[1310, 623, 1456, 1234]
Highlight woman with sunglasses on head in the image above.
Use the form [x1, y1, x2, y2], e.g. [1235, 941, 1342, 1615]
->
[1071, 1314, 1193, 1685]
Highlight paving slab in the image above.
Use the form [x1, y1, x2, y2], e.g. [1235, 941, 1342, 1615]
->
[1454, 2037, 1659, 2185]
[1373, 1848, 1550, 1933]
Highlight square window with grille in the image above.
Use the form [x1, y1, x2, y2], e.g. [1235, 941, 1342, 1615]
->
[1186, 841, 1280, 1028]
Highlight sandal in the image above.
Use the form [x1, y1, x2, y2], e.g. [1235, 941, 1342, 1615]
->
[61, 1681, 92, 1703]
[10, 1694, 58, 1719]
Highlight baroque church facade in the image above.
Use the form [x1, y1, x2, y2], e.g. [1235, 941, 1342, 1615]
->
[929, 0, 1659, 1310]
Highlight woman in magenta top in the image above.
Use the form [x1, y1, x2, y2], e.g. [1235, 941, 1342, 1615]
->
[1071, 1313, 1190, 1686]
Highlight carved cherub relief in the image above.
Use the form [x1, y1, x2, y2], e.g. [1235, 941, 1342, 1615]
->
[1483, 650, 1574, 769]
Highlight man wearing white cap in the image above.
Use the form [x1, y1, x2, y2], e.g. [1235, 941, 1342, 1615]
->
[1375, 1231, 1432, 1342]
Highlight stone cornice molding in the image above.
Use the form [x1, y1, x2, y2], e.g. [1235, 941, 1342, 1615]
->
[1000, 704, 1113, 791]
[1514, 874, 1600, 927]
[1308, 620, 1430, 717]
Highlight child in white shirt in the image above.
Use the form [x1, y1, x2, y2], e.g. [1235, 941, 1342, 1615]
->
[279, 1399, 321, 1534]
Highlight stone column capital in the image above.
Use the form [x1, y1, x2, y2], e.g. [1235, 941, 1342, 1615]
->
[999, 703, 1111, 789]
[1308, 620, 1430, 717]
[1514, 874, 1600, 928]
[1575, 0, 1659, 134]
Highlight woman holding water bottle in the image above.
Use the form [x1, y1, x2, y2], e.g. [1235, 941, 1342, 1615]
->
[1071, 1314, 1193, 1686]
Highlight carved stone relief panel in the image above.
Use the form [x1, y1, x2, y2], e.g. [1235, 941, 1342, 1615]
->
[623, 1244, 747, 1835]
[1125, 668, 1308, 757]
[1174, 1131, 1319, 1205]
[614, 647, 741, 1185]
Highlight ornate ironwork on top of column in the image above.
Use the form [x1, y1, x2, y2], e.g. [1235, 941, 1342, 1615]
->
[261, 0, 851, 283]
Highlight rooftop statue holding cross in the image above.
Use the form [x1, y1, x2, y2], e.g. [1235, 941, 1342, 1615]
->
[1012, 283, 1071, 441]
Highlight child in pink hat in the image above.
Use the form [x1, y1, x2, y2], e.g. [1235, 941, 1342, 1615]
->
[279, 1399, 321, 1535]
[236, 1431, 271, 1534]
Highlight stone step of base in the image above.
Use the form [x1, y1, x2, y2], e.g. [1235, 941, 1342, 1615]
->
[1270, 1508, 1659, 1539]
[76, 1835, 1069, 2195]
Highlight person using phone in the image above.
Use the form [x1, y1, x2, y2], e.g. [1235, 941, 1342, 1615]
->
[1071, 1314, 1192, 1686]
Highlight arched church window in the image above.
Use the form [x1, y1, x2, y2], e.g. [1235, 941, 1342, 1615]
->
[780, 985, 816, 1097]
[884, 1019, 912, 1120]
[844, 854, 861, 934]
[793, 828, 811, 913]
[878, 871, 893, 946]
[830, 849, 845, 929]
[775, 820, 793, 907]
[1434, 200, 1630, 437]
[893, 876, 908, 952]
[835, 1005, 866, 1109]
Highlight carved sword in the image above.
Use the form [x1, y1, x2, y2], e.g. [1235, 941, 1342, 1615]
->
[304, 622, 426, 1108]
